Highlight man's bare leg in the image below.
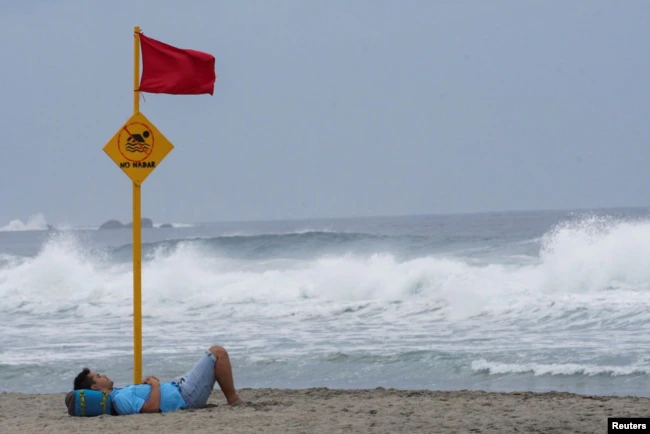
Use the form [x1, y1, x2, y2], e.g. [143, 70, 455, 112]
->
[209, 345, 242, 405]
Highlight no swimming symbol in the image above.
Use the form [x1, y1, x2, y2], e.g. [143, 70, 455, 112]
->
[118, 122, 155, 162]
[103, 111, 174, 185]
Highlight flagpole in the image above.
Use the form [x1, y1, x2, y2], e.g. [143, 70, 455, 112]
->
[132, 25, 143, 385]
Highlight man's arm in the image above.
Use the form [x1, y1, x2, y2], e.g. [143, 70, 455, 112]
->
[139, 376, 161, 413]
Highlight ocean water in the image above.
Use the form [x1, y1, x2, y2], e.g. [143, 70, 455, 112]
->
[2, 207, 650, 397]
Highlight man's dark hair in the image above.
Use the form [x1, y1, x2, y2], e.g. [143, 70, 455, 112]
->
[73, 368, 94, 390]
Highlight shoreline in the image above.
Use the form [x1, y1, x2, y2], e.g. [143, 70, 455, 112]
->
[2, 387, 648, 433]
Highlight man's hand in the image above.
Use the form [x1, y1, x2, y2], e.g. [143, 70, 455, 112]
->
[143, 376, 160, 386]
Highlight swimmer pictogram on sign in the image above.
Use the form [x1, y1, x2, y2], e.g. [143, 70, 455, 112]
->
[118, 123, 155, 162]
[103, 112, 174, 185]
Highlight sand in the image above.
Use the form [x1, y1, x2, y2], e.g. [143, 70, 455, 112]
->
[1, 388, 648, 433]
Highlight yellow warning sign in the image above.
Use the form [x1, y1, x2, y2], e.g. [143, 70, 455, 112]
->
[103, 112, 174, 185]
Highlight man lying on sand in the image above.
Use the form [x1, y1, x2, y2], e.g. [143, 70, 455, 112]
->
[67, 345, 242, 415]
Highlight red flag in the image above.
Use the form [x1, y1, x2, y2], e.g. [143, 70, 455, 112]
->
[138, 32, 216, 95]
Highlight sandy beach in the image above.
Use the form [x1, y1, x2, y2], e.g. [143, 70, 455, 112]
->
[1, 387, 648, 433]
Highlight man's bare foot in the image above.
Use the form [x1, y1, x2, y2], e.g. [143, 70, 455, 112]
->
[228, 396, 243, 406]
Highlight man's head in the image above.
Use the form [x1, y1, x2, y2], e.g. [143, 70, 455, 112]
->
[73, 368, 114, 392]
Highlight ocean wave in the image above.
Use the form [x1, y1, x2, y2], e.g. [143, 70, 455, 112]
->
[108, 230, 403, 261]
[2, 214, 650, 327]
[471, 359, 650, 376]
[0, 214, 50, 231]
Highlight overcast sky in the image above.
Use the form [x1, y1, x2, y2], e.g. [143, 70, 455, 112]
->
[0, 0, 648, 226]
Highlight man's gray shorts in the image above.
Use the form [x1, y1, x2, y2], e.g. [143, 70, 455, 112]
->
[175, 350, 217, 409]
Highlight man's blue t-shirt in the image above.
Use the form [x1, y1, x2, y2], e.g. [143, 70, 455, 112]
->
[110, 383, 186, 414]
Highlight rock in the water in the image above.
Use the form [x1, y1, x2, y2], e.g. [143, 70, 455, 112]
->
[99, 219, 124, 230]
[125, 218, 154, 229]
[159, 223, 173, 228]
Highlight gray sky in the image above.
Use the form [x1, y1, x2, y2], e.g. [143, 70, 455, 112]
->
[1, 0, 649, 226]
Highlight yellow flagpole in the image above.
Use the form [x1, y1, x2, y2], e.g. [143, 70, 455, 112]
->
[132, 25, 143, 385]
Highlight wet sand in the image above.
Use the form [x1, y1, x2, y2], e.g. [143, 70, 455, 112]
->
[1, 387, 648, 433]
